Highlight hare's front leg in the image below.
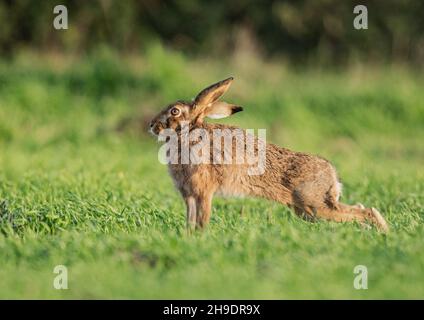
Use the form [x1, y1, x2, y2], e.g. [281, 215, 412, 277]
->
[184, 196, 197, 232]
[196, 193, 213, 229]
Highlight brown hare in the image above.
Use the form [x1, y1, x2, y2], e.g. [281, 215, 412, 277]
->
[149, 77, 389, 233]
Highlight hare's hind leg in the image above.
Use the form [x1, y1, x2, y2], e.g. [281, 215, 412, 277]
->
[337, 203, 389, 232]
[291, 177, 388, 232]
[304, 204, 389, 233]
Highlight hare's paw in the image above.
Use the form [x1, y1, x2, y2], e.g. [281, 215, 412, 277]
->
[371, 207, 389, 233]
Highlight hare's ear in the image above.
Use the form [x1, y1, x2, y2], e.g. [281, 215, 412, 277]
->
[205, 101, 243, 119]
[194, 77, 234, 108]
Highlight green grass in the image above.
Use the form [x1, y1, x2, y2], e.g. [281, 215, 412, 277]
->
[0, 48, 423, 299]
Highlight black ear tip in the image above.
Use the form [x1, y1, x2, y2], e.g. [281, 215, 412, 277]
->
[223, 76, 234, 83]
[232, 106, 243, 114]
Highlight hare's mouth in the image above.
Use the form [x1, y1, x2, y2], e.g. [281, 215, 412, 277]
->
[149, 127, 160, 136]
[149, 124, 164, 137]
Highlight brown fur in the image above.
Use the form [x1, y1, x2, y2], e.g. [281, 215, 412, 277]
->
[149, 78, 389, 233]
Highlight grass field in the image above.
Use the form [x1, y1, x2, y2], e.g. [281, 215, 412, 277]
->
[0, 48, 423, 299]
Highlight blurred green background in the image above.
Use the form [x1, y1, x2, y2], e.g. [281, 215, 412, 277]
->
[1, 0, 424, 66]
[0, 1, 423, 299]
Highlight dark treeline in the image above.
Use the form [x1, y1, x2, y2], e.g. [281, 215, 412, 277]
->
[1, 0, 423, 65]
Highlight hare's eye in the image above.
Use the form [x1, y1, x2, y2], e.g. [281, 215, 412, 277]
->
[170, 107, 181, 116]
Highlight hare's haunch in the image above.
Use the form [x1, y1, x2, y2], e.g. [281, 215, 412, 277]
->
[149, 77, 389, 233]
